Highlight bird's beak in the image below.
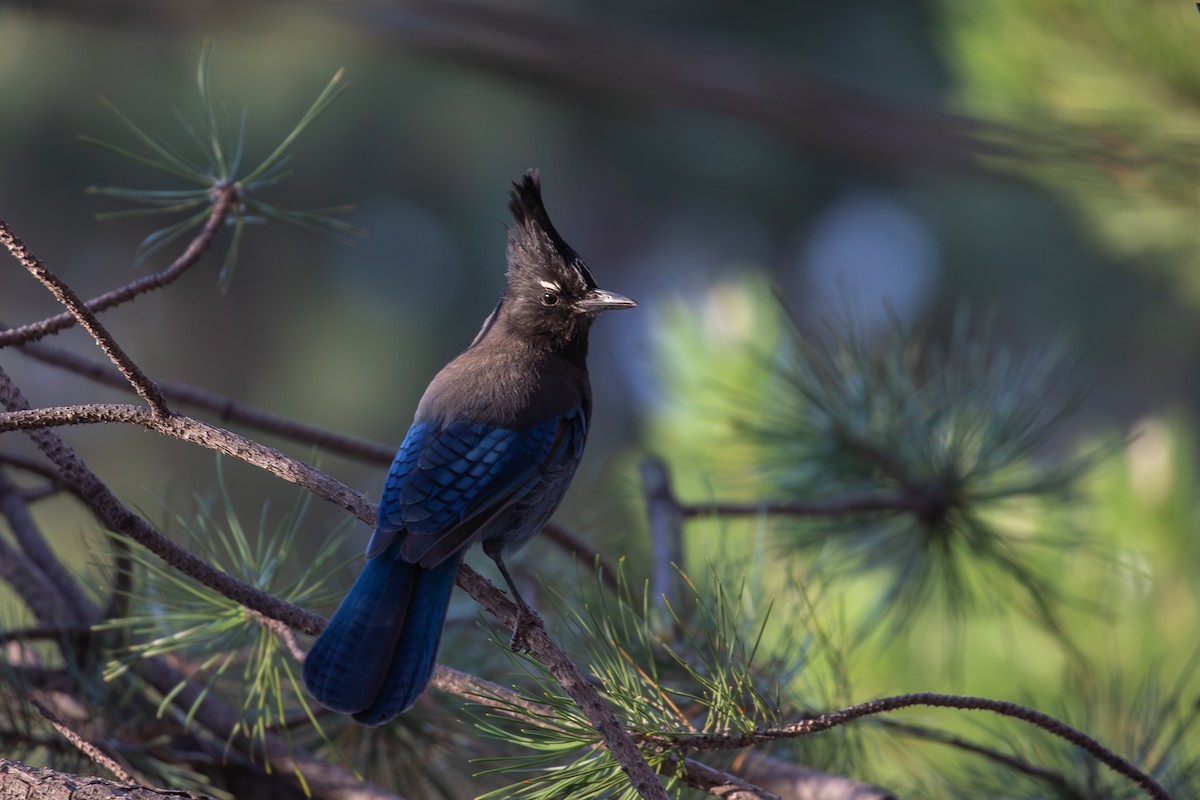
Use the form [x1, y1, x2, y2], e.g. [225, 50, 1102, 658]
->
[577, 288, 637, 313]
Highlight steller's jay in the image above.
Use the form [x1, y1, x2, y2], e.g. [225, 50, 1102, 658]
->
[302, 170, 636, 725]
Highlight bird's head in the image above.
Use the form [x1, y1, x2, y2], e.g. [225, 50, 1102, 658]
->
[493, 170, 635, 355]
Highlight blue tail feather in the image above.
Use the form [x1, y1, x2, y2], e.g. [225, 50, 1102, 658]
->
[303, 543, 460, 723]
[352, 554, 460, 725]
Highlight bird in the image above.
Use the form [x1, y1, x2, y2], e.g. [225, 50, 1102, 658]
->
[302, 170, 636, 726]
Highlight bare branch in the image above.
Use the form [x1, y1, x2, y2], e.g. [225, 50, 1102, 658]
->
[734, 752, 896, 800]
[0, 402, 374, 525]
[135, 649, 405, 800]
[356, 1, 1010, 175]
[640, 693, 1171, 800]
[642, 452, 924, 528]
[0, 533, 74, 626]
[0, 469, 97, 623]
[0, 375, 328, 636]
[29, 698, 135, 785]
[669, 755, 783, 800]
[431, 664, 558, 721]
[251, 610, 308, 663]
[640, 457, 685, 608]
[0, 216, 169, 416]
[0, 759, 206, 800]
[541, 520, 619, 593]
[681, 494, 923, 519]
[15, 339, 396, 464]
[0, 451, 66, 484]
[877, 718, 1077, 796]
[0, 182, 237, 349]
[18, 482, 64, 504]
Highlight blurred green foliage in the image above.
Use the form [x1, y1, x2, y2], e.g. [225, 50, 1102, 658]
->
[943, 0, 1200, 304]
[638, 279, 1200, 796]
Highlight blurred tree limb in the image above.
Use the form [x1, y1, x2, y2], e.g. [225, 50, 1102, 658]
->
[28, 0, 1014, 175]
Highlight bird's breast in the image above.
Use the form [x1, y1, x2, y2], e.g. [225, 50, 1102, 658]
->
[415, 347, 591, 430]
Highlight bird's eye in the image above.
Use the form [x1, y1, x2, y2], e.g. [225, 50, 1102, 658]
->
[541, 292, 559, 306]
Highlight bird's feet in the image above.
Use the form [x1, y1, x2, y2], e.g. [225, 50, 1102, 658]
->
[509, 604, 544, 653]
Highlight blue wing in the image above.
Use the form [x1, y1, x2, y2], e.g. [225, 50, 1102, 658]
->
[366, 404, 586, 566]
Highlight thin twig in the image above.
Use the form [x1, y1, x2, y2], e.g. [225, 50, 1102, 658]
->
[0, 469, 97, 623]
[639, 692, 1171, 800]
[19, 482, 64, 503]
[0, 217, 169, 416]
[0, 532, 74, 626]
[680, 494, 923, 519]
[0, 451, 67, 484]
[431, 665, 557, 721]
[0, 402, 374, 524]
[541, 520, 620, 593]
[643, 450, 924, 523]
[0, 625, 93, 645]
[0, 374, 328, 636]
[732, 751, 896, 800]
[876, 718, 1079, 797]
[0, 183, 237, 349]
[640, 456, 685, 608]
[30, 697, 136, 784]
[15, 339, 395, 464]
[355, 1, 1010, 175]
[251, 610, 308, 663]
[669, 755, 783, 800]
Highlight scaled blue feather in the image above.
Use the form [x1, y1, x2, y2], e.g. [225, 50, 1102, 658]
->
[307, 405, 587, 722]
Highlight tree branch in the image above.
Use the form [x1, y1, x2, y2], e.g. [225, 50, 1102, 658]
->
[133, 656, 406, 800]
[29, 697, 135, 785]
[732, 752, 896, 800]
[0, 403, 373, 523]
[680, 494, 924, 519]
[0, 450, 68, 485]
[876, 718, 1077, 796]
[355, 0, 1011, 175]
[667, 755, 783, 800]
[540, 520, 620, 593]
[0, 532, 74, 626]
[0, 759, 207, 800]
[0, 471, 94, 625]
[14, 339, 396, 464]
[0, 216, 169, 416]
[0, 469, 97, 623]
[641, 692, 1171, 800]
[0, 182, 237, 349]
[0, 377, 328, 636]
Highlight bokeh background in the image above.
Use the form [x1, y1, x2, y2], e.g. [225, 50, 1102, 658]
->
[2, 1, 1199, 795]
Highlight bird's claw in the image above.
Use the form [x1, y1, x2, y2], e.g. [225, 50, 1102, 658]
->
[508, 606, 544, 653]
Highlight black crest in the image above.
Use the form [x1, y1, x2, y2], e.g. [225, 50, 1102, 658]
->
[506, 170, 597, 291]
